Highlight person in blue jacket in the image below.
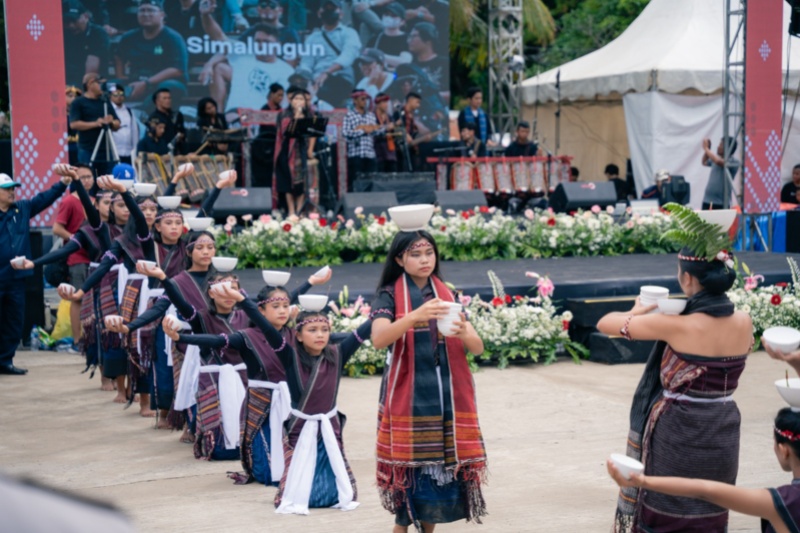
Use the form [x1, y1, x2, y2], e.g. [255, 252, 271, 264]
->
[2, 172, 72, 375]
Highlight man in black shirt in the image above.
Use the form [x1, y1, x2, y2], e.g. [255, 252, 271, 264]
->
[63, 0, 111, 88]
[781, 164, 800, 204]
[408, 22, 449, 105]
[458, 123, 485, 158]
[369, 2, 411, 71]
[114, 0, 189, 102]
[68, 73, 121, 173]
[148, 88, 186, 154]
[504, 121, 538, 157]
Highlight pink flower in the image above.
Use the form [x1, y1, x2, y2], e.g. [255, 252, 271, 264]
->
[354, 206, 364, 215]
[308, 212, 320, 220]
[226, 215, 237, 226]
[743, 274, 764, 291]
[547, 207, 554, 215]
[360, 305, 371, 317]
[626, 207, 633, 214]
[328, 301, 340, 315]
[288, 215, 300, 223]
[489, 207, 497, 213]
[259, 214, 272, 224]
[458, 294, 472, 306]
[625, 220, 635, 229]
[446, 209, 456, 216]
[524, 209, 535, 220]
[241, 214, 253, 222]
[341, 307, 355, 317]
[345, 219, 355, 229]
[606, 205, 615, 214]
[525, 271, 540, 279]
[223, 223, 233, 235]
[337, 214, 345, 222]
[537, 277, 555, 298]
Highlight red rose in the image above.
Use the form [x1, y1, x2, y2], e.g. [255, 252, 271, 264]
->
[479, 206, 489, 214]
[319, 218, 328, 227]
[467, 210, 475, 217]
[547, 218, 556, 227]
[376, 216, 386, 226]
[514, 295, 523, 301]
[330, 221, 338, 230]
[491, 296, 504, 307]
[504, 294, 512, 304]
[461, 211, 470, 220]
[440, 225, 447, 231]
[776, 282, 789, 288]
[282, 223, 292, 232]
[562, 320, 570, 331]
[772, 294, 782, 305]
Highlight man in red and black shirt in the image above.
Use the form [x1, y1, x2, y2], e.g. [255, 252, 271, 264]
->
[53, 164, 94, 352]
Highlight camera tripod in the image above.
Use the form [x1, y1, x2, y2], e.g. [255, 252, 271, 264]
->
[89, 97, 120, 176]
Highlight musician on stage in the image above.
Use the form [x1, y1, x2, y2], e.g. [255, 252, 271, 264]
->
[392, 91, 427, 171]
[504, 121, 539, 157]
[457, 86, 496, 147]
[343, 89, 379, 189]
[195, 97, 229, 155]
[458, 123, 486, 158]
[274, 87, 315, 217]
[373, 93, 398, 173]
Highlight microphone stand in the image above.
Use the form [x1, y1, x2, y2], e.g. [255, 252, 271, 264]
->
[555, 70, 561, 156]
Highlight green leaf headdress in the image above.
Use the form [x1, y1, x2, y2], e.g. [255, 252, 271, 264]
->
[661, 203, 735, 267]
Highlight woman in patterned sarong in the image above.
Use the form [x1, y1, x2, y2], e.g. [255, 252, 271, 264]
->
[607, 406, 800, 533]
[598, 245, 753, 532]
[371, 231, 488, 532]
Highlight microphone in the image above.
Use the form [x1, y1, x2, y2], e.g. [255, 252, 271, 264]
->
[309, 128, 327, 136]
[314, 146, 332, 156]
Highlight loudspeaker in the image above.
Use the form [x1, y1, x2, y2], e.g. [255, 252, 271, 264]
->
[434, 190, 487, 212]
[212, 187, 272, 223]
[342, 191, 398, 219]
[662, 175, 691, 205]
[549, 181, 618, 213]
[787, 211, 800, 253]
[23, 229, 46, 345]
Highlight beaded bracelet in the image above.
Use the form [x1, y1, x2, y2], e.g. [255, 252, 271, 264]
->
[220, 333, 229, 350]
[184, 305, 197, 322]
[620, 315, 634, 341]
[354, 330, 364, 343]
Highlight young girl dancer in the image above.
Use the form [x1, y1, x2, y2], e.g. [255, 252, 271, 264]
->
[608, 406, 800, 532]
[371, 230, 488, 532]
[166, 285, 371, 513]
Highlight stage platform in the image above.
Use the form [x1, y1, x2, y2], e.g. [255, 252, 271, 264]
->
[235, 251, 800, 304]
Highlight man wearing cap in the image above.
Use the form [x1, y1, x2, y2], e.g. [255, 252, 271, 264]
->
[343, 89, 379, 188]
[63, 0, 111, 88]
[299, 0, 361, 109]
[114, 0, 189, 102]
[109, 85, 139, 165]
[355, 48, 393, 99]
[457, 123, 486, 158]
[369, 2, 411, 71]
[2, 173, 72, 375]
[504, 121, 538, 157]
[642, 169, 671, 204]
[69, 73, 121, 173]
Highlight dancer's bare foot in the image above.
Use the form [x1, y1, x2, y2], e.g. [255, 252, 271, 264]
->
[112, 393, 127, 404]
[156, 418, 172, 429]
[139, 407, 156, 418]
[179, 427, 195, 443]
[100, 377, 115, 391]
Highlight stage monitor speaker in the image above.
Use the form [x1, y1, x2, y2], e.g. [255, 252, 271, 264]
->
[662, 175, 690, 205]
[549, 181, 617, 213]
[212, 187, 272, 223]
[787, 211, 800, 253]
[434, 190, 487, 212]
[342, 191, 398, 220]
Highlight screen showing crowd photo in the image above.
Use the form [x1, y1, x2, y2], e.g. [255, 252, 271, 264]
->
[61, 0, 450, 134]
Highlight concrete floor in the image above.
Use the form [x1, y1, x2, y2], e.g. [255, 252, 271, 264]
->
[0, 349, 789, 532]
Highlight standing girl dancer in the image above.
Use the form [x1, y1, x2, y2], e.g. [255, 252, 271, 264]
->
[371, 230, 488, 532]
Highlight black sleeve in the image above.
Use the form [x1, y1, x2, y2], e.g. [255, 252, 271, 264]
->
[196, 186, 221, 217]
[126, 297, 171, 332]
[121, 190, 150, 240]
[370, 288, 395, 320]
[289, 281, 312, 304]
[81, 241, 121, 292]
[33, 238, 81, 267]
[164, 182, 178, 197]
[239, 298, 285, 350]
[457, 109, 467, 132]
[163, 278, 204, 332]
[73, 179, 101, 229]
[339, 320, 373, 368]
[177, 332, 227, 349]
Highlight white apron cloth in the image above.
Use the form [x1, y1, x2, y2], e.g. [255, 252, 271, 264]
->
[247, 379, 291, 482]
[198, 363, 247, 449]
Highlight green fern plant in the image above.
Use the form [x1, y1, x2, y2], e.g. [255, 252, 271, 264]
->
[660, 203, 733, 260]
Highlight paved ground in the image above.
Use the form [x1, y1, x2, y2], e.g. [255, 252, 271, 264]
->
[0, 349, 789, 532]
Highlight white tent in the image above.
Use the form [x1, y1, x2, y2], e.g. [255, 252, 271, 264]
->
[520, 0, 800, 206]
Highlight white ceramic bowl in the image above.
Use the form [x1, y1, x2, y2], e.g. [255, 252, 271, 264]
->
[163, 315, 180, 330]
[388, 204, 435, 231]
[437, 318, 458, 337]
[133, 183, 157, 196]
[313, 265, 331, 278]
[696, 209, 737, 232]
[298, 294, 328, 311]
[104, 315, 123, 328]
[211, 280, 233, 295]
[657, 298, 687, 315]
[58, 283, 75, 296]
[185, 217, 214, 231]
[178, 162, 195, 173]
[262, 270, 291, 286]
[11, 256, 25, 268]
[640, 285, 669, 299]
[219, 170, 236, 182]
[776, 378, 800, 411]
[609, 453, 644, 480]
[157, 196, 181, 209]
[212, 257, 238, 272]
[137, 260, 157, 270]
[764, 326, 800, 353]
